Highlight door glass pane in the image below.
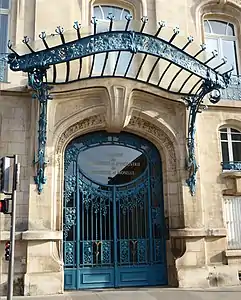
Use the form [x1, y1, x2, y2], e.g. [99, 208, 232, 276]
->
[221, 141, 229, 162]
[77, 145, 147, 185]
[232, 143, 241, 161]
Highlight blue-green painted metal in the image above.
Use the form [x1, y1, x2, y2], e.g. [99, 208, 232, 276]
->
[28, 68, 53, 194]
[221, 161, 241, 171]
[63, 131, 167, 289]
[6, 16, 233, 195]
[183, 76, 224, 195]
[8, 30, 228, 90]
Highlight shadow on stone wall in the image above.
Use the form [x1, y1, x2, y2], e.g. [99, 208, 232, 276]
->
[0, 275, 24, 296]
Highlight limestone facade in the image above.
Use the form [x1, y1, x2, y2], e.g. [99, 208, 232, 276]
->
[0, 0, 241, 296]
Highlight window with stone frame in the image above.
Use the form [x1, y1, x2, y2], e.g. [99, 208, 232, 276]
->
[223, 197, 241, 250]
[204, 20, 239, 75]
[220, 127, 241, 171]
[0, 0, 10, 82]
[93, 4, 133, 75]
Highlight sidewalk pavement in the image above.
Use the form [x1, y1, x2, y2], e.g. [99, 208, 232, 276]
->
[1, 286, 241, 300]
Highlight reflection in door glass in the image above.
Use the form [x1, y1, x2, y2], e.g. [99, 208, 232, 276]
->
[77, 145, 147, 185]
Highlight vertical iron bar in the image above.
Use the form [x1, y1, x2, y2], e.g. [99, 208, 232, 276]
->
[7, 155, 18, 300]
[118, 194, 121, 265]
[100, 198, 102, 265]
[76, 165, 80, 286]
[81, 178, 84, 267]
[147, 165, 153, 264]
[113, 186, 118, 285]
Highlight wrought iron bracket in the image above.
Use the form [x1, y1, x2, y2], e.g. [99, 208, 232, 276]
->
[28, 67, 53, 194]
[183, 71, 231, 196]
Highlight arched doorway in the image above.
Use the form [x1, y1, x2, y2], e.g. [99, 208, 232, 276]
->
[63, 131, 167, 290]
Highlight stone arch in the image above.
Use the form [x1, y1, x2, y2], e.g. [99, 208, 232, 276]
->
[217, 118, 241, 132]
[54, 112, 183, 234]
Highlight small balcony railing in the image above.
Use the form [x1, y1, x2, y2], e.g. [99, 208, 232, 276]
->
[0, 53, 8, 83]
[221, 75, 241, 100]
[221, 161, 241, 171]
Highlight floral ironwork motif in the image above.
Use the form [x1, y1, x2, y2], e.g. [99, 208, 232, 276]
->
[184, 73, 231, 196]
[120, 240, 129, 264]
[64, 175, 76, 203]
[154, 239, 163, 262]
[28, 68, 53, 194]
[78, 178, 110, 216]
[64, 207, 76, 238]
[8, 31, 227, 89]
[102, 241, 111, 264]
[117, 179, 148, 215]
[64, 241, 75, 265]
[137, 239, 147, 263]
[83, 241, 93, 264]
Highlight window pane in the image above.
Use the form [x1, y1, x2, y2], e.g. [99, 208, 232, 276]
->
[222, 40, 238, 75]
[232, 143, 241, 161]
[205, 38, 219, 68]
[221, 142, 229, 162]
[94, 5, 130, 21]
[93, 6, 103, 19]
[220, 128, 227, 133]
[204, 21, 211, 33]
[0, 14, 8, 53]
[0, 0, 9, 9]
[231, 128, 240, 133]
[209, 20, 228, 35]
[221, 132, 228, 140]
[231, 134, 241, 141]
[205, 37, 219, 53]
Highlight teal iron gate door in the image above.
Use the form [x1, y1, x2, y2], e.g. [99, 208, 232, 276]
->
[63, 131, 167, 289]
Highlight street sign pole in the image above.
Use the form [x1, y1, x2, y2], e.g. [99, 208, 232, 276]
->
[7, 155, 18, 300]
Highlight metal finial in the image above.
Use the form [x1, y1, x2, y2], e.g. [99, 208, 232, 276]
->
[201, 43, 207, 50]
[173, 26, 180, 34]
[73, 21, 81, 30]
[158, 20, 166, 28]
[187, 36, 194, 42]
[125, 14, 133, 21]
[141, 16, 148, 23]
[222, 57, 227, 63]
[7, 40, 12, 49]
[107, 13, 115, 21]
[55, 26, 64, 35]
[91, 16, 98, 24]
[39, 32, 47, 40]
[212, 50, 218, 57]
[22, 36, 30, 44]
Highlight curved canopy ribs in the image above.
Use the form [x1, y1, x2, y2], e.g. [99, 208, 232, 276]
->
[7, 16, 232, 195]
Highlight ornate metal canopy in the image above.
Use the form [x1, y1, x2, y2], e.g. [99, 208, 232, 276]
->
[7, 16, 232, 195]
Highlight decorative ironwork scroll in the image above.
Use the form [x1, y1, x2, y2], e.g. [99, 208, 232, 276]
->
[28, 68, 53, 193]
[184, 72, 231, 195]
[7, 16, 232, 195]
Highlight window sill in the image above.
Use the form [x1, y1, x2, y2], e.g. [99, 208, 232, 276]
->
[221, 170, 241, 178]
[225, 249, 241, 257]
